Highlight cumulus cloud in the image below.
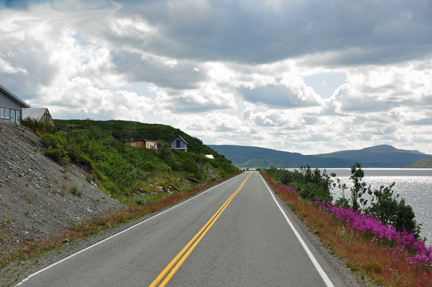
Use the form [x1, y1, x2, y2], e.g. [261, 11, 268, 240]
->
[106, 0, 432, 65]
[153, 85, 236, 113]
[239, 83, 321, 109]
[0, 0, 431, 155]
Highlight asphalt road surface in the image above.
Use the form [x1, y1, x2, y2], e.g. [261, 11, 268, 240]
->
[17, 171, 348, 287]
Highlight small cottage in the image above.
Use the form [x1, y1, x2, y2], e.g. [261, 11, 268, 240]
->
[125, 139, 157, 151]
[171, 135, 188, 152]
[22, 108, 55, 126]
[0, 84, 30, 125]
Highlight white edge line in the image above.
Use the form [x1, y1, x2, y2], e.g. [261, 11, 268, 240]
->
[259, 173, 334, 287]
[15, 174, 241, 286]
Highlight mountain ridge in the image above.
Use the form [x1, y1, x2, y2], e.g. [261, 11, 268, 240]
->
[209, 144, 432, 168]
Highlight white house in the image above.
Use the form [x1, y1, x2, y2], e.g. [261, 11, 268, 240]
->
[0, 84, 30, 125]
[171, 134, 188, 152]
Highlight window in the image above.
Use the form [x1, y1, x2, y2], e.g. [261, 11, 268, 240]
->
[16, 110, 21, 125]
[10, 109, 16, 123]
[131, 142, 136, 147]
[5, 109, 10, 119]
[176, 139, 180, 148]
[45, 114, 50, 122]
[0, 108, 4, 118]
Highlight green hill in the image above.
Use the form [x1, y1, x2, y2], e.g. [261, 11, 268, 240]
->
[208, 145, 355, 168]
[55, 119, 211, 154]
[315, 145, 432, 167]
[24, 119, 240, 200]
[405, 158, 432, 168]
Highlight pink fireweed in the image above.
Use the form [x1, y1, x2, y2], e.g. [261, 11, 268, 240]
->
[314, 198, 432, 269]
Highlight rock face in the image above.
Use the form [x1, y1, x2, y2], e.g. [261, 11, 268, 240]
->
[0, 123, 124, 259]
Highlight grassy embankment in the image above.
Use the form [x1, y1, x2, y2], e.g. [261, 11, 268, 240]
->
[0, 119, 241, 269]
[260, 170, 432, 286]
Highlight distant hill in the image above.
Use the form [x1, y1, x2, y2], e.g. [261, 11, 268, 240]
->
[208, 144, 432, 168]
[315, 145, 432, 168]
[208, 145, 355, 168]
[406, 158, 432, 168]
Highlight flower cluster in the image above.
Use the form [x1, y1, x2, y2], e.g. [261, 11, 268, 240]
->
[314, 199, 432, 268]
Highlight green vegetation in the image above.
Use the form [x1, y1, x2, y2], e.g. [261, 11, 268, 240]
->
[70, 186, 82, 197]
[22, 119, 239, 203]
[264, 165, 333, 201]
[260, 168, 429, 287]
[406, 158, 432, 168]
[263, 162, 421, 237]
[345, 163, 421, 237]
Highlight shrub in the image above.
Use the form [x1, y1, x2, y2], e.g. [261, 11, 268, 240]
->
[70, 186, 82, 197]
[134, 195, 153, 205]
[42, 133, 70, 165]
[337, 163, 422, 238]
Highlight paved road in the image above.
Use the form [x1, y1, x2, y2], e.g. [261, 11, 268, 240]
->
[17, 172, 347, 287]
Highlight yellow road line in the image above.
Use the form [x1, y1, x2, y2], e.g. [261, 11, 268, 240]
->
[149, 172, 252, 287]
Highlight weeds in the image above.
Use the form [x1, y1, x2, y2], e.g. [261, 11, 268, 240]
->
[23, 193, 32, 204]
[70, 186, 82, 197]
[260, 171, 432, 287]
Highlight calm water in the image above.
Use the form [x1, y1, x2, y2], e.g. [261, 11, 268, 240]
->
[323, 168, 432, 244]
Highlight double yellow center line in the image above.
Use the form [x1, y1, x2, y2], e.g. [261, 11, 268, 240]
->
[149, 172, 252, 287]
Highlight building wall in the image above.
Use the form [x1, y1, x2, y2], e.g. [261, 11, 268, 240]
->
[0, 90, 23, 110]
[125, 141, 145, 148]
[171, 136, 187, 151]
[146, 141, 157, 150]
[0, 90, 23, 124]
[42, 110, 55, 126]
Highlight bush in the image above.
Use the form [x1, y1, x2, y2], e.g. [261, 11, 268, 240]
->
[264, 165, 333, 201]
[42, 133, 70, 166]
[340, 162, 421, 238]
[365, 182, 421, 237]
[134, 195, 153, 205]
[70, 186, 82, 197]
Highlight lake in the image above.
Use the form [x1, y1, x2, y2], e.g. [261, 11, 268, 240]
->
[322, 168, 432, 244]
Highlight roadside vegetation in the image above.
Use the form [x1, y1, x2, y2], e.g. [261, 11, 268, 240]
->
[21, 118, 239, 204]
[0, 118, 240, 271]
[261, 164, 431, 286]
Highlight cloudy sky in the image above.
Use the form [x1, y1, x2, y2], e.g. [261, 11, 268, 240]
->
[1, 0, 431, 155]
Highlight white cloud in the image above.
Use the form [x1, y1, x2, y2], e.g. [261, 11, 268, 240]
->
[0, 0, 431, 155]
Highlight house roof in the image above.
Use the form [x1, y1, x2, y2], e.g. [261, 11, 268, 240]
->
[124, 139, 157, 143]
[0, 84, 31, 108]
[22, 108, 47, 121]
[173, 134, 188, 145]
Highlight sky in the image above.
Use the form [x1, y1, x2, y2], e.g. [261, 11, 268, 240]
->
[0, 0, 431, 155]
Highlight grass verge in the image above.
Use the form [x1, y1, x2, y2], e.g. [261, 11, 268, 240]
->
[260, 171, 432, 287]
